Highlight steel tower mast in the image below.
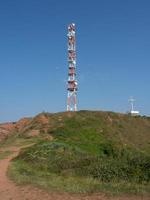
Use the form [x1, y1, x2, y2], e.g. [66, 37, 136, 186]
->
[67, 23, 78, 111]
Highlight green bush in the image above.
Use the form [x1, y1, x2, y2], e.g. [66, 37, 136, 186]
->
[16, 141, 150, 184]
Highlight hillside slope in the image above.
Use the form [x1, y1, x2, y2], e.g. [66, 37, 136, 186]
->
[12, 111, 150, 150]
[0, 118, 31, 142]
[1, 111, 150, 149]
[1, 111, 150, 196]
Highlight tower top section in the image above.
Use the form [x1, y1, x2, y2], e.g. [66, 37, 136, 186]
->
[68, 23, 75, 29]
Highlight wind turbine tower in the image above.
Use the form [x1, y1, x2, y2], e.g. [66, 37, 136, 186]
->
[67, 23, 78, 111]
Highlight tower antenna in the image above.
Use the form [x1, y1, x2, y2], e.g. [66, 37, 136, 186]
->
[129, 96, 135, 112]
[128, 97, 140, 116]
[67, 23, 78, 111]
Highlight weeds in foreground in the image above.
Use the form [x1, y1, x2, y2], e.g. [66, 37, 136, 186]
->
[8, 159, 150, 195]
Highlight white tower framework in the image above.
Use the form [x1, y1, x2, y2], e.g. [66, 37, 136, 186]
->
[128, 97, 140, 116]
[67, 23, 78, 111]
[129, 97, 135, 112]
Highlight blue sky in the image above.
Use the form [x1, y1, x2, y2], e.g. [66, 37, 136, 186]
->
[0, 0, 150, 122]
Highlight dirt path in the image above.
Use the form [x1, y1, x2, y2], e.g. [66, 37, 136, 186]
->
[0, 146, 148, 200]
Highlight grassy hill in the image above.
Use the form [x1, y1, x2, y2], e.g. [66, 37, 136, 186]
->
[5, 111, 150, 196]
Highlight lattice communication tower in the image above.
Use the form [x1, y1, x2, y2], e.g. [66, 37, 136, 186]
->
[67, 23, 78, 111]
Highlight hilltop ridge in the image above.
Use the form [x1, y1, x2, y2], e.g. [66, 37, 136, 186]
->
[1, 111, 150, 150]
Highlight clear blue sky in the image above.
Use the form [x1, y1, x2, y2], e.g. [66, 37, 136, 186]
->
[0, 0, 150, 122]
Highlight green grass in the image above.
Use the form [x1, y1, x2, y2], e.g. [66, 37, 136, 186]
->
[0, 150, 12, 160]
[0, 134, 46, 148]
[9, 159, 150, 195]
[8, 111, 150, 196]
[9, 140, 150, 195]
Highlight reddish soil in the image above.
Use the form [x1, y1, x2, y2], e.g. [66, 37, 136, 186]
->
[0, 118, 31, 142]
[0, 147, 148, 200]
[0, 123, 15, 142]
[15, 118, 31, 131]
[36, 115, 49, 125]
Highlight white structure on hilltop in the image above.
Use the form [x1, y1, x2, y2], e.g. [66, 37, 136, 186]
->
[128, 97, 140, 116]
